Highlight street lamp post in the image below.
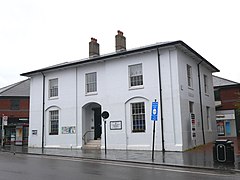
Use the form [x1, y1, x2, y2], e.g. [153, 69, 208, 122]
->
[101, 111, 109, 155]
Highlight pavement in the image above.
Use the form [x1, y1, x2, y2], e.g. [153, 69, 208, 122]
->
[1, 137, 240, 172]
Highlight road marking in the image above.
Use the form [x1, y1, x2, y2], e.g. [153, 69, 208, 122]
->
[25, 154, 238, 178]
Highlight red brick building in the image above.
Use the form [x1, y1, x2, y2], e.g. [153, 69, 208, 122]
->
[0, 79, 30, 145]
[213, 76, 240, 137]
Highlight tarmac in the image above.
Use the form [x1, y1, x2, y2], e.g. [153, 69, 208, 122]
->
[1, 137, 240, 172]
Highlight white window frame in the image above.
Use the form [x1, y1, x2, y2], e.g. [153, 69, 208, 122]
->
[204, 75, 209, 94]
[49, 78, 58, 98]
[85, 72, 97, 94]
[206, 106, 211, 130]
[189, 101, 194, 114]
[129, 63, 143, 88]
[131, 102, 146, 133]
[49, 110, 59, 135]
[187, 64, 193, 88]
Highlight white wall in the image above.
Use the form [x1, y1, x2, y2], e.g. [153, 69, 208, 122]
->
[177, 49, 217, 150]
[28, 75, 43, 147]
[28, 46, 217, 151]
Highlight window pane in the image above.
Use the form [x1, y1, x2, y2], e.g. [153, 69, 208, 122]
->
[204, 75, 208, 93]
[11, 99, 20, 110]
[86, 72, 97, 93]
[129, 64, 143, 87]
[187, 65, 192, 87]
[131, 102, 145, 132]
[49, 110, 59, 135]
[49, 79, 58, 97]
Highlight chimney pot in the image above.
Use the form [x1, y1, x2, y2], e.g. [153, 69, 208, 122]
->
[115, 30, 126, 51]
[89, 37, 100, 57]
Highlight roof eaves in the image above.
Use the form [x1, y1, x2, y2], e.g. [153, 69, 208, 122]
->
[177, 41, 220, 72]
[21, 40, 219, 76]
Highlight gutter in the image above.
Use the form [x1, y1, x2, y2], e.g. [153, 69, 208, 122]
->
[197, 61, 205, 145]
[157, 48, 165, 152]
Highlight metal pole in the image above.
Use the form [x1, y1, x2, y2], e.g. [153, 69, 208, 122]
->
[1, 116, 4, 147]
[152, 120, 156, 161]
[157, 48, 165, 152]
[104, 120, 107, 155]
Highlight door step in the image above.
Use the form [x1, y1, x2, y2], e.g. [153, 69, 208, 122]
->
[82, 140, 101, 150]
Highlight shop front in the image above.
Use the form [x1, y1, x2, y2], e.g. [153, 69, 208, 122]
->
[216, 110, 237, 137]
[2, 117, 29, 146]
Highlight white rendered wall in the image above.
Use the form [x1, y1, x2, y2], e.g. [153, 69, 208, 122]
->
[28, 47, 217, 151]
[28, 75, 44, 147]
[177, 49, 217, 150]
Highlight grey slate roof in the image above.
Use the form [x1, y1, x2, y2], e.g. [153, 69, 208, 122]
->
[0, 79, 30, 97]
[213, 75, 239, 87]
[21, 40, 219, 77]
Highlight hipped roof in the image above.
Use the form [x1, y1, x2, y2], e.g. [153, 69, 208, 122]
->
[21, 40, 219, 77]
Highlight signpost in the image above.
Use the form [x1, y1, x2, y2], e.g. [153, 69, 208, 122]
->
[1, 115, 8, 147]
[101, 111, 109, 155]
[190, 113, 196, 146]
[151, 100, 158, 161]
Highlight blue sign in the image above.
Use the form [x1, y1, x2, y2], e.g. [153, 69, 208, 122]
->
[151, 101, 158, 121]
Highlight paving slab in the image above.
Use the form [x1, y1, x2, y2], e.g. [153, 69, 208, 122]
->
[1, 137, 240, 172]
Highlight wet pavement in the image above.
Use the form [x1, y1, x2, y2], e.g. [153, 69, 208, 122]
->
[1, 137, 240, 172]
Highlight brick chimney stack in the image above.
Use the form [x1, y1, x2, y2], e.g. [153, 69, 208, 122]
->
[115, 30, 126, 51]
[89, 37, 100, 57]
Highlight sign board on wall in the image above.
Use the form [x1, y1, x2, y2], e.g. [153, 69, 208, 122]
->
[61, 126, 76, 134]
[190, 113, 196, 140]
[32, 130, 38, 135]
[110, 121, 122, 130]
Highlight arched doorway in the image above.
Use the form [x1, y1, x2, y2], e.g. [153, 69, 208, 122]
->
[82, 102, 102, 145]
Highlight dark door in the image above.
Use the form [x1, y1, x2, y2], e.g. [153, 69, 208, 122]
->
[93, 107, 102, 140]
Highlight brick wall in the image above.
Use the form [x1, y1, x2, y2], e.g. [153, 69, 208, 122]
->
[217, 86, 240, 110]
[0, 97, 29, 118]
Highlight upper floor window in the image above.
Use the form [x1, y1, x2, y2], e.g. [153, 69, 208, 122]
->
[206, 106, 211, 130]
[187, 64, 193, 88]
[189, 101, 194, 114]
[49, 78, 58, 98]
[86, 72, 97, 93]
[214, 89, 221, 101]
[49, 110, 59, 135]
[131, 102, 146, 133]
[204, 75, 209, 94]
[129, 64, 143, 88]
[11, 99, 20, 110]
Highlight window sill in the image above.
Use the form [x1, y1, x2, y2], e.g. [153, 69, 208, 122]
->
[188, 86, 194, 91]
[132, 130, 146, 133]
[49, 96, 59, 100]
[129, 85, 144, 91]
[49, 132, 58, 135]
[85, 92, 98, 96]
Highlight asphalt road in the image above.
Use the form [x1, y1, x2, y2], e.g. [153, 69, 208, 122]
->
[0, 152, 239, 180]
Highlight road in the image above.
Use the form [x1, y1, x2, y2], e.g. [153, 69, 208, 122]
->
[0, 152, 239, 180]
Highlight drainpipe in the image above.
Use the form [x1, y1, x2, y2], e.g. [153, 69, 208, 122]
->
[75, 67, 78, 147]
[197, 61, 205, 144]
[41, 72, 45, 149]
[157, 48, 165, 152]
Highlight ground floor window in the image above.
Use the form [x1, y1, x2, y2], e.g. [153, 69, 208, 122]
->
[49, 110, 59, 135]
[131, 102, 145, 132]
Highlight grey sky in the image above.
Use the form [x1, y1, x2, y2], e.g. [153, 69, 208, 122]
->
[0, 0, 239, 87]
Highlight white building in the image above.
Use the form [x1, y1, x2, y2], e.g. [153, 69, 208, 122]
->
[21, 31, 219, 151]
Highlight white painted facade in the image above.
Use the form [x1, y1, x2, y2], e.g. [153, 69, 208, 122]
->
[23, 41, 218, 151]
